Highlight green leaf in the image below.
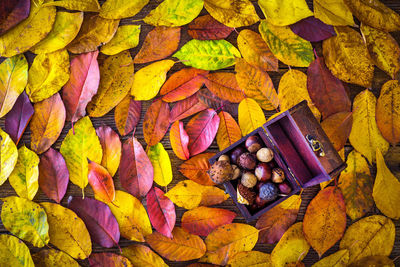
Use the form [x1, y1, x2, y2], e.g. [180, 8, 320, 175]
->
[0, 128, 18, 186]
[174, 39, 241, 70]
[0, 234, 34, 267]
[147, 143, 173, 187]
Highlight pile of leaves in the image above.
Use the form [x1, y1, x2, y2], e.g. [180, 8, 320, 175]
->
[0, 0, 400, 266]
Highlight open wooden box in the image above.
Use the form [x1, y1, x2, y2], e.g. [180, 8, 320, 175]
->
[209, 101, 346, 222]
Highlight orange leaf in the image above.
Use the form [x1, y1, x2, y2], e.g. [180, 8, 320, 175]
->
[321, 111, 353, 151]
[143, 99, 170, 146]
[170, 121, 190, 160]
[146, 227, 206, 261]
[200, 186, 229, 206]
[87, 160, 115, 203]
[216, 111, 242, 151]
[114, 95, 141, 136]
[170, 93, 208, 123]
[188, 14, 234, 40]
[179, 153, 216, 186]
[203, 72, 245, 103]
[96, 126, 121, 177]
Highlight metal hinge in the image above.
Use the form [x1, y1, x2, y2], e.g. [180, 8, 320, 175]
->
[306, 134, 325, 157]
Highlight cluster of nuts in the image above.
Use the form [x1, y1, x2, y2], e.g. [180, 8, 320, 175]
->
[209, 135, 293, 211]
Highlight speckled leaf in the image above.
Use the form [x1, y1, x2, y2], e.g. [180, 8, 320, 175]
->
[228, 251, 272, 267]
[114, 95, 141, 136]
[40, 202, 91, 259]
[87, 50, 134, 117]
[0, 234, 34, 267]
[179, 153, 215, 186]
[321, 112, 353, 151]
[100, 0, 148, 19]
[314, 0, 354, 26]
[0, 128, 18, 186]
[170, 121, 190, 160]
[188, 14, 233, 40]
[33, 249, 79, 267]
[96, 126, 121, 177]
[88, 253, 132, 267]
[170, 93, 208, 122]
[0, 0, 30, 35]
[122, 244, 167, 267]
[216, 111, 241, 151]
[143, 99, 170, 146]
[43, 0, 100, 11]
[258, 0, 313, 26]
[101, 25, 140, 55]
[290, 16, 336, 42]
[9, 145, 39, 200]
[173, 39, 241, 70]
[147, 143, 172, 187]
[238, 98, 266, 136]
[203, 72, 244, 103]
[259, 20, 314, 67]
[349, 256, 395, 267]
[1, 196, 49, 247]
[88, 160, 115, 203]
[312, 249, 349, 267]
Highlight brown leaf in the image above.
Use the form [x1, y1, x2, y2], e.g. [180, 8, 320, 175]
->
[321, 111, 353, 151]
[114, 95, 141, 136]
[170, 93, 208, 123]
[143, 99, 170, 146]
[197, 88, 238, 117]
[188, 14, 234, 40]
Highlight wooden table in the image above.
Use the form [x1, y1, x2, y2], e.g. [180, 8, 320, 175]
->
[1, 1, 400, 266]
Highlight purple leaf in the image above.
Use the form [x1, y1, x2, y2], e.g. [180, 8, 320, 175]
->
[67, 196, 120, 248]
[290, 17, 336, 42]
[4, 91, 33, 144]
[0, 0, 30, 35]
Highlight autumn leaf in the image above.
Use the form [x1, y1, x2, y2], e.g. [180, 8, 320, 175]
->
[146, 187, 176, 239]
[143, 99, 170, 146]
[0, 0, 30, 35]
[101, 25, 141, 56]
[181, 207, 236, 236]
[9, 145, 39, 200]
[40, 202, 91, 259]
[199, 186, 230, 206]
[122, 244, 167, 267]
[30, 11, 84, 54]
[339, 215, 395, 264]
[179, 153, 215, 185]
[88, 160, 116, 203]
[119, 136, 153, 198]
[33, 249, 79, 267]
[144, 0, 203, 27]
[114, 95, 141, 136]
[1, 196, 49, 247]
[312, 249, 349, 267]
[170, 93, 208, 122]
[0, 54, 28, 118]
[290, 17, 336, 42]
[188, 14, 233, 40]
[228, 251, 272, 267]
[89, 253, 131, 267]
[147, 143, 173, 186]
[349, 89, 389, 163]
[203, 72, 244, 103]
[0, 234, 34, 267]
[0, 128, 18, 186]
[43, 0, 100, 11]
[30, 93, 66, 154]
[100, 0, 148, 19]
[256, 194, 301, 244]
[131, 60, 175, 101]
[170, 121, 190, 160]
[204, 0, 259, 28]
[216, 111, 242, 151]
[238, 98, 266, 136]
[313, 0, 354, 26]
[349, 256, 395, 267]
[96, 126, 121, 177]
[322, 26, 374, 88]
[134, 27, 180, 64]
[321, 112, 353, 151]
[258, 0, 313, 26]
[197, 88, 239, 117]
[173, 39, 241, 70]
[38, 148, 69, 204]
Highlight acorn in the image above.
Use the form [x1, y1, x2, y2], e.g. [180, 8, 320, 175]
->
[256, 147, 274, 163]
[255, 162, 272, 182]
[208, 160, 233, 184]
[231, 164, 241, 180]
[238, 152, 257, 170]
[237, 184, 256, 205]
[218, 155, 230, 162]
[241, 172, 257, 188]
[271, 168, 285, 183]
[230, 147, 246, 164]
[245, 135, 262, 153]
[279, 182, 292, 195]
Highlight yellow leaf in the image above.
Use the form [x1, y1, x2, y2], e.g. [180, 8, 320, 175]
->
[322, 27, 374, 88]
[349, 256, 395, 267]
[43, 0, 100, 11]
[216, 111, 242, 151]
[122, 244, 168, 267]
[9, 146, 39, 200]
[32, 249, 79, 267]
[147, 143, 173, 187]
[30, 11, 84, 54]
[131, 60, 175, 101]
[271, 222, 310, 267]
[0, 128, 18, 186]
[227, 251, 272, 267]
[204, 0, 259, 28]
[349, 89, 389, 163]
[0, 234, 34, 267]
[199, 186, 229, 206]
[26, 49, 70, 103]
[0, 0, 56, 57]
[339, 215, 395, 264]
[200, 223, 258, 266]
[373, 149, 400, 219]
[100, 0, 149, 19]
[101, 25, 141, 55]
[312, 249, 349, 267]
[314, 0, 355, 26]
[238, 98, 267, 136]
[258, 0, 313, 26]
[101, 190, 152, 242]
[60, 116, 103, 192]
[87, 50, 134, 117]
[0, 55, 28, 118]
[278, 69, 321, 120]
[40, 202, 91, 259]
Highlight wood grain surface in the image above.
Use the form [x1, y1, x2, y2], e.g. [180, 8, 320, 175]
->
[1, 1, 400, 266]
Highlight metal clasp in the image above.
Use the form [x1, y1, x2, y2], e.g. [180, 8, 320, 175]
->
[306, 135, 325, 157]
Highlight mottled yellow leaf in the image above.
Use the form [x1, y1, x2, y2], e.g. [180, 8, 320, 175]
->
[147, 143, 173, 187]
[0, 128, 18, 186]
[312, 249, 349, 267]
[216, 111, 242, 151]
[314, 0, 355, 26]
[258, 0, 313, 26]
[33, 249, 79, 267]
[238, 98, 267, 136]
[26, 49, 70, 103]
[349, 90, 389, 163]
[228, 251, 272, 267]
[100, 0, 149, 19]
[43, 0, 100, 11]
[349, 256, 395, 267]
[122, 244, 168, 267]
[131, 60, 175, 101]
[101, 25, 141, 55]
[0, 234, 34, 267]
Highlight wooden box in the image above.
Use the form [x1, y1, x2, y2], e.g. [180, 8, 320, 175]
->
[209, 101, 346, 222]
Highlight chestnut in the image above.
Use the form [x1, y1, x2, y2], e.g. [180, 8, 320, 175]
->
[279, 182, 292, 194]
[271, 168, 285, 183]
[230, 147, 246, 164]
[254, 162, 272, 182]
[231, 164, 241, 180]
[238, 152, 257, 170]
[245, 135, 262, 153]
[255, 195, 268, 207]
[218, 155, 230, 162]
[241, 172, 257, 188]
[256, 147, 274, 162]
[256, 182, 265, 192]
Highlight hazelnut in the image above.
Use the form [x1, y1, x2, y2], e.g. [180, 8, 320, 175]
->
[218, 155, 230, 162]
[231, 164, 241, 180]
[279, 182, 292, 194]
[271, 168, 285, 183]
[256, 147, 274, 163]
[238, 152, 257, 170]
[241, 172, 257, 188]
[245, 135, 262, 153]
[230, 147, 246, 164]
[237, 184, 256, 205]
[254, 162, 272, 182]
[208, 160, 233, 184]
[259, 182, 278, 202]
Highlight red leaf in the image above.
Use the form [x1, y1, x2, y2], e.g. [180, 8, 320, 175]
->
[114, 95, 141, 136]
[88, 160, 116, 203]
[38, 148, 69, 203]
[186, 109, 220, 156]
[119, 136, 153, 198]
[290, 17, 336, 42]
[96, 125, 121, 177]
[143, 99, 170, 146]
[89, 253, 131, 267]
[179, 153, 215, 186]
[0, 0, 30, 35]
[62, 50, 100, 122]
[170, 121, 190, 160]
[4, 91, 33, 144]
[170, 93, 207, 123]
[161, 68, 208, 103]
[188, 14, 234, 40]
[67, 196, 120, 248]
[307, 56, 351, 119]
[146, 187, 176, 239]
[197, 88, 238, 117]
[203, 72, 245, 103]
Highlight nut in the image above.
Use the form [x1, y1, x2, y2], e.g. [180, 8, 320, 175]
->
[271, 168, 285, 183]
[259, 182, 278, 202]
[230, 147, 246, 164]
[256, 147, 274, 163]
[245, 135, 262, 153]
[254, 162, 272, 182]
[237, 184, 256, 205]
[231, 164, 241, 180]
[279, 182, 292, 194]
[255, 195, 268, 207]
[241, 172, 257, 188]
[238, 152, 257, 170]
[256, 181, 265, 191]
[218, 155, 230, 162]
[208, 160, 233, 184]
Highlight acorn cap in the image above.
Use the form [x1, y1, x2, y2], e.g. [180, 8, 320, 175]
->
[208, 160, 234, 184]
[237, 184, 256, 205]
